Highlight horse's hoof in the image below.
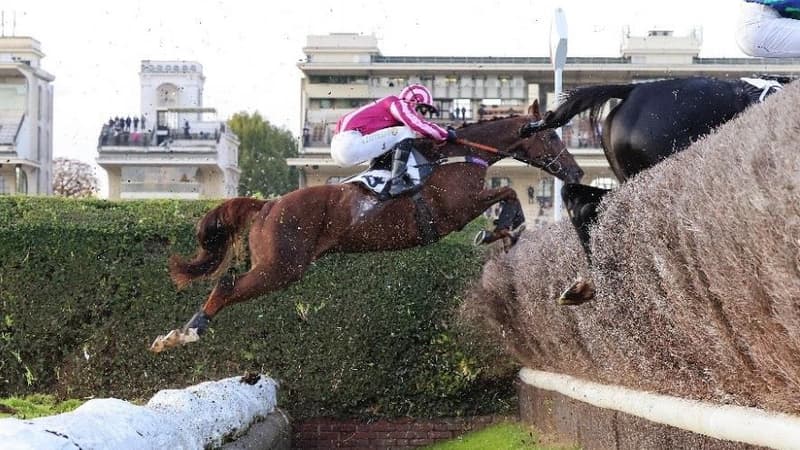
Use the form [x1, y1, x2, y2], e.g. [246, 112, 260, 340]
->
[149, 328, 201, 353]
[474, 230, 490, 245]
[557, 278, 596, 306]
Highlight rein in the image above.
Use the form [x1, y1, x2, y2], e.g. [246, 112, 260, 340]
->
[451, 136, 567, 174]
[454, 138, 512, 157]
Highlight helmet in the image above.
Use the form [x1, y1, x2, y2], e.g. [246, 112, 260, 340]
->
[399, 84, 437, 112]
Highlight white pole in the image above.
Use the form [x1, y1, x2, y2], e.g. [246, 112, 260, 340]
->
[520, 369, 800, 449]
[550, 8, 568, 222]
[553, 68, 564, 221]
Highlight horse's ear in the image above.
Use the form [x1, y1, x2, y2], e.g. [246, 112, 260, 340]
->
[529, 99, 541, 120]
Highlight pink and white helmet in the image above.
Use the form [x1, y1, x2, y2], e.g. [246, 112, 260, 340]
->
[399, 84, 436, 111]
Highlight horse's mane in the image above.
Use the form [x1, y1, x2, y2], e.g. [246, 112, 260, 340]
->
[459, 114, 524, 130]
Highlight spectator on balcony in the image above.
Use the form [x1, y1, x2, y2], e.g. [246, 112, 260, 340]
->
[133, 116, 140, 131]
[737, 0, 800, 57]
[141, 115, 147, 131]
[183, 120, 191, 138]
[125, 116, 132, 131]
[330, 84, 456, 197]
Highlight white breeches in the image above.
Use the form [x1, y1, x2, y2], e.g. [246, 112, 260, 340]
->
[736, 2, 800, 57]
[330, 126, 419, 167]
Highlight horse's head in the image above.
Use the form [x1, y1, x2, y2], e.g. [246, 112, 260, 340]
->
[446, 101, 583, 183]
[508, 101, 583, 183]
[510, 125, 583, 183]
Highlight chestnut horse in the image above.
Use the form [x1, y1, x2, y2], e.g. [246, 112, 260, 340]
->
[150, 102, 584, 352]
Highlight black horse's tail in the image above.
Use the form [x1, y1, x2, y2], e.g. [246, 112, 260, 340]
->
[169, 197, 272, 289]
[541, 84, 637, 131]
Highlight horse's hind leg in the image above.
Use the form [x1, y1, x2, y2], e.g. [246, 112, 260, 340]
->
[473, 187, 526, 250]
[150, 260, 307, 353]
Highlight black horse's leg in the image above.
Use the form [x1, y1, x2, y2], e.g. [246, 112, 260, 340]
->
[558, 183, 610, 305]
[562, 183, 609, 261]
[494, 199, 526, 231]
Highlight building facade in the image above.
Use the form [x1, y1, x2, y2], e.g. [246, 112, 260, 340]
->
[0, 36, 54, 195]
[96, 60, 240, 200]
[291, 31, 800, 223]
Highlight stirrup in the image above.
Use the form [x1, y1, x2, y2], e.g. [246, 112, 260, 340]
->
[473, 230, 490, 245]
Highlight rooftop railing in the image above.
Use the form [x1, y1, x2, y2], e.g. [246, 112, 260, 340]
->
[371, 55, 631, 65]
[354, 55, 800, 67]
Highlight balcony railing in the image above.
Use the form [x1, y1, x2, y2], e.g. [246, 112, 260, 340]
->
[120, 182, 201, 193]
[371, 56, 631, 65]
[98, 125, 154, 147]
[99, 124, 223, 148]
[301, 114, 603, 150]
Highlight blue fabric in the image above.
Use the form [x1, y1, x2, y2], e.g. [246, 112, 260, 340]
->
[746, 0, 800, 19]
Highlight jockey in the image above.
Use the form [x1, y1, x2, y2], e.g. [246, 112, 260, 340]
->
[737, 0, 800, 57]
[330, 84, 457, 196]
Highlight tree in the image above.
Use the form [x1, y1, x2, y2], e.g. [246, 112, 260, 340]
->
[228, 112, 299, 197]
[52, 157, 98, 198]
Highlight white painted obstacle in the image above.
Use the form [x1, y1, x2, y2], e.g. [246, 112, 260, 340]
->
[0, 374, 278, 450]
[520, 369, 800, 449]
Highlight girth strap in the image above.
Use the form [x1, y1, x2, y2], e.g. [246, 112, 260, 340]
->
[411, 191, 439, 245]
[436, 155, 489, 168]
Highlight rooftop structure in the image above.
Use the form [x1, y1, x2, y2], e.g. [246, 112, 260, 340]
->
[0, 36, 55, 195]
[96, 60, 240, 200]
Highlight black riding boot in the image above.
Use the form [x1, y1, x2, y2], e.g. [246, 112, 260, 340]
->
[388, 140, 414, 196]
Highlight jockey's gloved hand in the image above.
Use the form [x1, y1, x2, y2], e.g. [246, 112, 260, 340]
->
[446, 127, 457, 142]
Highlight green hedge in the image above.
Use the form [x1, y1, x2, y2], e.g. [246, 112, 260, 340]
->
[0, 196, 515, 419]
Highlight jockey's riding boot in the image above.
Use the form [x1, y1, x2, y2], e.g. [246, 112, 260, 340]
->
[388, 140, 414, 196]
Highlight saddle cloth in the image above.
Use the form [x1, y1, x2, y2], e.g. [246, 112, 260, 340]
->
[341, 151, 426, 195]
[741, 77, 783, 103]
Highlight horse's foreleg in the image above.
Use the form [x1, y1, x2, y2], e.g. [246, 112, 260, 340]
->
[473, 187, 526, 250]
[556, 183, 610, 305]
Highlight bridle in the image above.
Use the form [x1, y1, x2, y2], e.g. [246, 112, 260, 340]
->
[453, 134, 568, 175]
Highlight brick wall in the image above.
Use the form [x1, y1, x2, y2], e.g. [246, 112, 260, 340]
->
[292, 415, 508, 449]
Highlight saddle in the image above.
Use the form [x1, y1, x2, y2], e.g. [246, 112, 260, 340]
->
[341, 148, 434, 199]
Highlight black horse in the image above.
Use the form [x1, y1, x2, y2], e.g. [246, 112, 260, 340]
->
[519, 76, 784, 303]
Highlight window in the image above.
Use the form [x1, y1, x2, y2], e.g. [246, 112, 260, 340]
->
[0, 175, 6, 194]
[156, 83, 179, 107]
[452, 99, 472, 120]
[590, 177, 619, 190]
[537, 178, 554, 210]
[388, 77, 405, 88]
[15, 166, 27, 194]
[489, 177, 511, 188]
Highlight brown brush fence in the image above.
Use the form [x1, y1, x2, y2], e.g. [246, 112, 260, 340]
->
[464, 81, 800, 447]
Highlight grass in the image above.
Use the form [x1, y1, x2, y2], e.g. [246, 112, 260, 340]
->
[422, 421, 577, 450]
[0, 394, 85, 419]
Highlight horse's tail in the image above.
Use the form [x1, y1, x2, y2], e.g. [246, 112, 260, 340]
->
[541, 83, 637, 131]
[169, 197, 273, 289]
